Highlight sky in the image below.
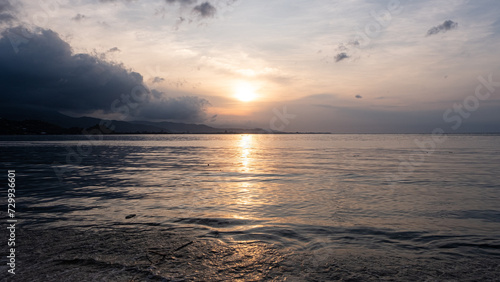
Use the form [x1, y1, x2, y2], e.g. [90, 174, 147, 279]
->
[1, 0, 500, 133]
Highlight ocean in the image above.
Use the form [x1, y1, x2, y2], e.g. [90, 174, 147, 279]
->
[1, 134, 499, 281]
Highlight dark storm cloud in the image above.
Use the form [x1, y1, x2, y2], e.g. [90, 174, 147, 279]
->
[0, 13, 14, 23]
[0, 0, 16, 23]
[427, 20, 458, 36]
[0, 26, 210, 122]
[71, 13, 86, 22]
[192, 2, 217, 18]
[0, 27, 141, 114]
[334, 52, 349, 62]
[134, 93, 210, 122]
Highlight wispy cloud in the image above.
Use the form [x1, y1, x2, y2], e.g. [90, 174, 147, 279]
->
[334, 52, 349, 62]
[71, 13, 86, 22]
[152, 77, 165, 83]
[427, 20, 458, 36]
[165, 0, 198, 5]
[99, 0, 134, 3]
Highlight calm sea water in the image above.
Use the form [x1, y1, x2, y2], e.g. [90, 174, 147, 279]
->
[1, 134, 500, 279]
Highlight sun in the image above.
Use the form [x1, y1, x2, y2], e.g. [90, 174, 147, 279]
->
[234, 82, 257, 102]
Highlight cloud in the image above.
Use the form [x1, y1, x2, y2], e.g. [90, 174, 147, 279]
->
[164, 0, 236, 28]
[0, 0, 16, 23]
[98, 21, 111, 28]
[0, 26, 210, 122]
[337, 43, 347, 51]
[348, 40, 360, 47]
[71, 13, 86, 22]
[165, 0, 198, 5]
[355, 95, 363, 99]
[0, 13, 14, 23]
[152, 77, 165, 83]
[193, 2, 217, 18]
[334, 52, 349, 62]
[427, 20, 458, 36]
[209, 114, 217, 122]
[99, 0, 135, 3]
[303, 93, 337, 100]
[107, 47, 120, 52]
[134, 93, 211, 122]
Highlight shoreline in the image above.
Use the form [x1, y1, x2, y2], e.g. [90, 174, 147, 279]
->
[5, 224, 499, 281]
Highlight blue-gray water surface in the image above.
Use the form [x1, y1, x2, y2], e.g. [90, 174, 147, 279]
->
[1, 134, 499, 280]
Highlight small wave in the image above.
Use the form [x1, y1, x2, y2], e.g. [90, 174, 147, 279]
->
[173, 217, 262, 228]
[175, 219, 500, 258]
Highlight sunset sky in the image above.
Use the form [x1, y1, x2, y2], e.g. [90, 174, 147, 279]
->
[1, 0, 500, 133]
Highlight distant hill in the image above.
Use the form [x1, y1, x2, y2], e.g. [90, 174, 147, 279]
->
[0, 105, 271, 134]
[130, 121, 271, 134]
[0, 118, 82, 135]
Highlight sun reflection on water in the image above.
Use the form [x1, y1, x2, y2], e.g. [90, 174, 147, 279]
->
[236, 181, 253, 206]
[239, 135, 253, 173]
[234, 135, 261, 220]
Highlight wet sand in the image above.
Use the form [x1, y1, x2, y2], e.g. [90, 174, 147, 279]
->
[4, 224, 499, 281]
[7, 224, 283, 281]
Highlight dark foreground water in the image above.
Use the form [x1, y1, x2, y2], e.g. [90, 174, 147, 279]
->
[1, 134, 499, 281]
